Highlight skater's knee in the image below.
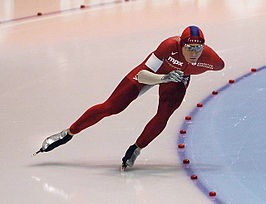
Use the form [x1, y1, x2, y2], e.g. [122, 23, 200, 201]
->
[102, 101, 124, 115]
[153, 114, 169, 127]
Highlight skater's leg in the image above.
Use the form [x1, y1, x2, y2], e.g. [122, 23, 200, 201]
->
[70, 77, 140, 134]
[120, 82, 188, 169]
[35, 77, 141, 155]
[136, 82, 187, 148]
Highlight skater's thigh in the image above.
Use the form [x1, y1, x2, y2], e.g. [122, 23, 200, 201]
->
[158, 82, 186, 111]
[105, 77, 141, 107]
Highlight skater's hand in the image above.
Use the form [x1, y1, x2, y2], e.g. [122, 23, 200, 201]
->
[161, 70, 184, 83]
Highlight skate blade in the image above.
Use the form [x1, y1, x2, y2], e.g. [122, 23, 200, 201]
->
[120, 164, 127, 172]
[32, 149, 42, 157]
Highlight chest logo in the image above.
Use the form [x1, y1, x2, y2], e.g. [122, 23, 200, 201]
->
[171, 51, 178, 55]
[167, 56, 183, 66]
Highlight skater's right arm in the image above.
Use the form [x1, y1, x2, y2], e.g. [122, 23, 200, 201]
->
[137, 70, 183, 85]
[137, 70, 165, 85]
[137, 37, 183, 85]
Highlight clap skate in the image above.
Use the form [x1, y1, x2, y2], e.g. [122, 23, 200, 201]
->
[33, 129, 73, 156]
[121, 144, 141, 171]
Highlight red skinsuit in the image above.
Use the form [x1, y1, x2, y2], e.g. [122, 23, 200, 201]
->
[70, 36, 224, 148]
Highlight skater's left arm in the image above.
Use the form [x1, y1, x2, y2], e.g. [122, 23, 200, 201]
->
[202, 46, 225, 71]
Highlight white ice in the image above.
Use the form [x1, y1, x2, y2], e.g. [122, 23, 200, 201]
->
[0, 0, 266, 203]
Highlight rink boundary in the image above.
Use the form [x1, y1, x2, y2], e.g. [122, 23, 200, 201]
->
[177, 66, 266, 203]
[0, 0, 132, 25]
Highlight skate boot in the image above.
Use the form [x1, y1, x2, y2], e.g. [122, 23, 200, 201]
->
[121, 144, 141, 171]
[33, 129, 73, 156]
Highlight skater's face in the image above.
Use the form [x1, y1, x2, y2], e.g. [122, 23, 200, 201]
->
[182, 43, 203, 64]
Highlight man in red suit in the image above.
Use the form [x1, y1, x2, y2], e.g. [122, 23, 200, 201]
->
[35, 25, 224, 170]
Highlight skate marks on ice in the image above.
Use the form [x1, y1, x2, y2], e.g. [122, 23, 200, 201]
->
[28, 161, 222, 175]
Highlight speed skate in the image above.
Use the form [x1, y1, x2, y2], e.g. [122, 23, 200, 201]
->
[120, 144, 141, 171]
